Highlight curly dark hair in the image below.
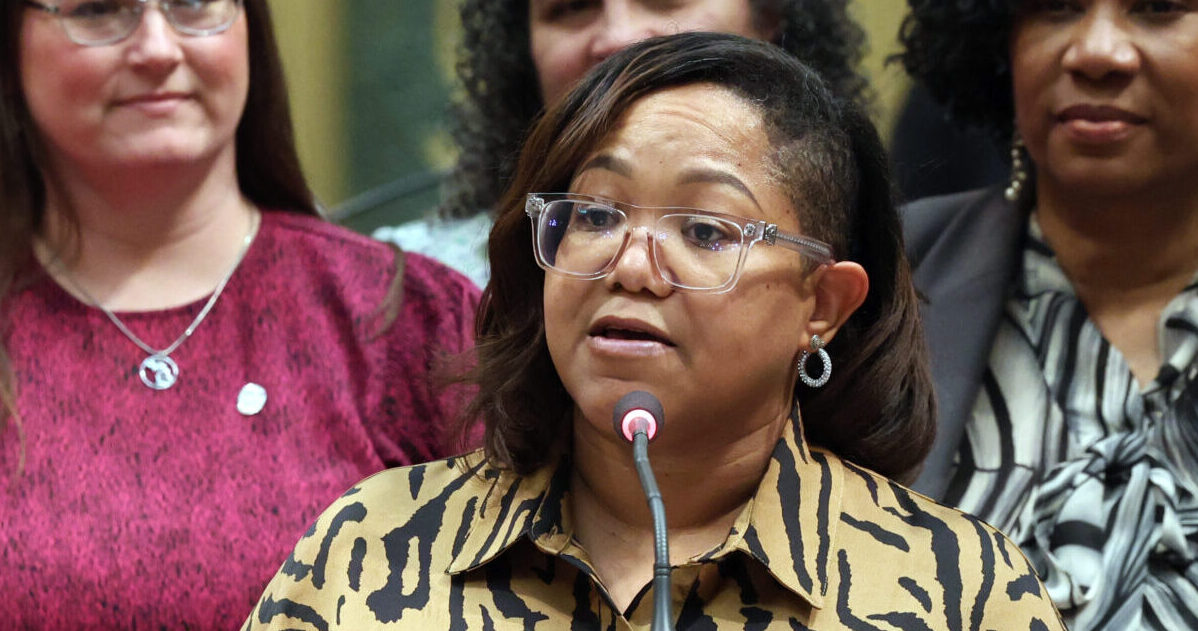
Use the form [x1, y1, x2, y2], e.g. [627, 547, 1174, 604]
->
[441, 0, 869, 220]
[464, 32, 936, 484]
[899, 0, 1019, 141]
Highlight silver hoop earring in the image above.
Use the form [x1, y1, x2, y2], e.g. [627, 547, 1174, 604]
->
[797, 334, 831, 389]
[1004, 132, 1029, 203]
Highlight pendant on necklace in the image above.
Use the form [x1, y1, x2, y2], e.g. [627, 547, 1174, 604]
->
[139, 354, 179, 390]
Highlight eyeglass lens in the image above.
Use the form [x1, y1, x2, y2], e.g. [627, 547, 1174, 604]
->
[537, 200, 746, 290]
[54, 0, 238, 45]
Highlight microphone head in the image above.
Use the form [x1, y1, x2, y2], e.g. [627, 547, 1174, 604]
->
[612, 390, 665, 443]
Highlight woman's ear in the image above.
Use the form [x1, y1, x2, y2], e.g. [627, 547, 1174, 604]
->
[803, 261, 868, 345]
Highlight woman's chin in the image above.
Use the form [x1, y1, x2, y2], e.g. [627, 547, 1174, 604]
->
[91, 130, 233, 171]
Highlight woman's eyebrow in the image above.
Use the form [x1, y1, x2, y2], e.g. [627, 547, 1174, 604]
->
[677, 167, 761, 209]
[575, 157, 760, 208]
[577, 154, 631, 177]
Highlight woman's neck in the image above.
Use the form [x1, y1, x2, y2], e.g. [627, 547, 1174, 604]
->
[37, 151, 258, 312]
[569, 403, 787, 611]
[1036, 178, 1198, 384]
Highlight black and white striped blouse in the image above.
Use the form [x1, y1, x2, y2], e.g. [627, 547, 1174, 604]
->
[943, 215, 1198, 631]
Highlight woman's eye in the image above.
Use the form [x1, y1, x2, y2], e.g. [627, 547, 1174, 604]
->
[66, 0, 123, 19]
[173, 0, 219, 8]
[1133, 0, 1190, 15]
[681, 218, 734, 251]
[645, 0, 692, 13]
[574, 206, 621, 230]
[539, 0, 600, 22]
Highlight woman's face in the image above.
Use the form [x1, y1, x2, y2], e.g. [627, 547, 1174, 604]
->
[19, 3, 250, 174]
[543, 84, 828, 447]
[529, 0, 770, 105]
[1011, 0, 1198, 197]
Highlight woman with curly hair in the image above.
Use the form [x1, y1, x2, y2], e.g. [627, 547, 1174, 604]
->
[374, 0, 867, 286]
[899, 1, 1198, 629]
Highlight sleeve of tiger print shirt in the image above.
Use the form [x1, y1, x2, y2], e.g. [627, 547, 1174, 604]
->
[244, 411, 1066, 630]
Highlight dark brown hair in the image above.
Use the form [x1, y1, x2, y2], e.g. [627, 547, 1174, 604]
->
[466, 32, 936, 483]
[0, 0, 318, 472]
[441, 0, 868, 221]
[898, 0, 1019, 142]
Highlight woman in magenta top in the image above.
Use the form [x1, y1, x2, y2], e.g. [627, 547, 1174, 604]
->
[0, 0, 479, 627]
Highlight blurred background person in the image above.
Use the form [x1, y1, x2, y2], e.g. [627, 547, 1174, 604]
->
[0, 0, 478, 626]
[372, 0, 869, 286]
[900, 0, 1198, 628]
[246, 33, 1063, 630]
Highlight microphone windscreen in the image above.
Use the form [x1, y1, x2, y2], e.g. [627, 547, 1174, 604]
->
[612, 390, 665, 443]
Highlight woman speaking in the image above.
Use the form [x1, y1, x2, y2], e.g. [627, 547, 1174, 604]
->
[247, 33, 1064, 630]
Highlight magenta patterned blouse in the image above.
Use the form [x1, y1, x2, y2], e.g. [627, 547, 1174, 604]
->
[0, 211, 480, 629]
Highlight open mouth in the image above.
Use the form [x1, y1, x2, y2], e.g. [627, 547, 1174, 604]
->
[588, 322, 675, 346]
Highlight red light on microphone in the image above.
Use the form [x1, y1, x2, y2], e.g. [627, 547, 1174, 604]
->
[612, 391, 665, 443]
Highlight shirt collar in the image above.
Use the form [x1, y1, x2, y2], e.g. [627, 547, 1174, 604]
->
[1018, 212, 1198, 389]
[446, 404, 839, 610]
[1018, 212, 1074, 299]
[718, 403, 839, 609]
[445, 453, 570, 575]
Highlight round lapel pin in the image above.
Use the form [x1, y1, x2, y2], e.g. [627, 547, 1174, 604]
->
[237, 383, 268, 416]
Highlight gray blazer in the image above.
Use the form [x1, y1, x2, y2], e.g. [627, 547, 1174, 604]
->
[902, 187, 1028, 498]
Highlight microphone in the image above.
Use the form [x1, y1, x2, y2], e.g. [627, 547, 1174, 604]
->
[612, 390, 663, 442]
[612, 391, 671, 631]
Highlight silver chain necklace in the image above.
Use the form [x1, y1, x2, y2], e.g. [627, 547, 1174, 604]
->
[56, 211, 261, 390]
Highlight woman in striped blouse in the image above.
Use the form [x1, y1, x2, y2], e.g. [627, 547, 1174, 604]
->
[246, 33, 1064, 630]
[900, 1, 1198, 629]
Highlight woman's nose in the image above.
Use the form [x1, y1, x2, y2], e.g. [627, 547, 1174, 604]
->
[604, 226, 673, 297]
[1061, 9, 1141, 81]
[589, 2, 669, 62]
[125, 5, 185, 71]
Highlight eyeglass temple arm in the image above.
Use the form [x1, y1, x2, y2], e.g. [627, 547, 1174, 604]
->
[763, 224, 834, 264]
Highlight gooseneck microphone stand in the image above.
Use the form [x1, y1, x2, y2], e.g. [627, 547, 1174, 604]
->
[613, 391, 672, 631]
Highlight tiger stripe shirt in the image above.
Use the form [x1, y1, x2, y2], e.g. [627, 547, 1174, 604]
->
[244, 411, 1064, 630]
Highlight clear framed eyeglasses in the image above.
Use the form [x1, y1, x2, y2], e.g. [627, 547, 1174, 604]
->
[525, 193, 835, 294]
[24, 0, 243, 47]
